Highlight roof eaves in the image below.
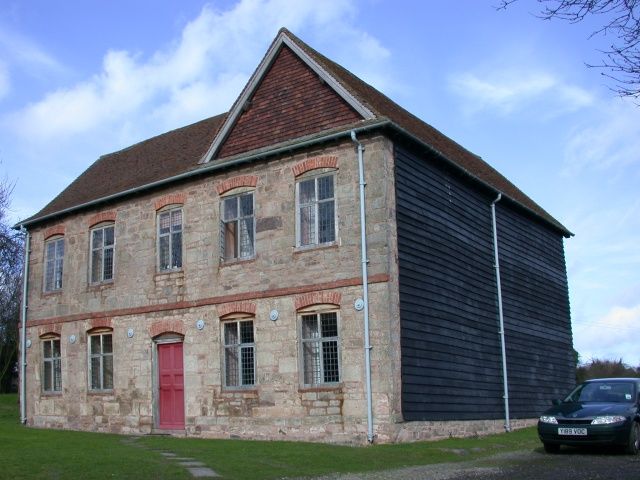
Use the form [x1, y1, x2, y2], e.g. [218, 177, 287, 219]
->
[14, 119, 390, 230]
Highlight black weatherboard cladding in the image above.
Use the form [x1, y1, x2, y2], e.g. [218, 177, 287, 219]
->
[395, 144, 574, 421]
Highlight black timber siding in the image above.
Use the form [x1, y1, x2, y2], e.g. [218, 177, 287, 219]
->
[395, 144, 574, 421]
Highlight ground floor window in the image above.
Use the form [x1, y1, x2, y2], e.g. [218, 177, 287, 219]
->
[223, 320, 255, 387]
[42, 337, 61, 393]
[300, 311, 340, 386]
[89, 331, 113, 390]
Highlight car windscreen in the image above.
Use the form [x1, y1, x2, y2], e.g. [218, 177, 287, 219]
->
[564, 381, 636, 403]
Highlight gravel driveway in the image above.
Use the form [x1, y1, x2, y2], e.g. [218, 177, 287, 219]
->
[297, 447, 640, 480]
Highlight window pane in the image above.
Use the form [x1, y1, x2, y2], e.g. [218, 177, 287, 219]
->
[318, 200, 335, 243]
[171, 231, 182, 268]
[322, 341, 340, 383]
[43, 340, 52, 358]
[90, 335, 101, 355]
[103, 247, 114, 280]
[159, 235, 170, 270]
[239, 218, 254, 257]
[241, 346, 255, 385]
[43, 361, 52, 391]
[91, 248, 103, 283]
[240, 321, 254, 344]
[171, 209, 182, 231]
[159, 212, 171, 234]
[223, 197, 238, 221]
[224, 323, 238, 346]
[240, 194, 253, 216]
[320, 312, 338, 337]
[102, 334, 113, 354]
[302, 315, 319, 339]
[223, 221, 238, 260]
[53, 359, 62, 391]
[299, 179, 315, 204]
[317, 175, 334, 200]
[90, 357, 101, 389]
[46, 241, 56, 259]
[92, 229, 103, 249]
[104, 226, 114, 246]
[299, 206, 315, 246]
[303, 341, 321, 385]
[52, 339, 61, 357]
[54, 258, 64, 289]
[56, 239, 65, 257]
[225, 347, 239, 387]
[103, 355, 114, 389]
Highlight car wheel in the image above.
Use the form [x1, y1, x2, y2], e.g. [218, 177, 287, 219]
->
[543, 442, 560, 454]
[626, 422, 639, 455]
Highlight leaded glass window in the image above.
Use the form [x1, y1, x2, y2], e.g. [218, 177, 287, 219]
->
[301, 312, 340, 386]
[223, 320, 255, 388]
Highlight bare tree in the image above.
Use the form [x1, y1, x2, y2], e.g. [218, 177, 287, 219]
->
[498, 1, 640, 100]
[0, 180, 23, 393]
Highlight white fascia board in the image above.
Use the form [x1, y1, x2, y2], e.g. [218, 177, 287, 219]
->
[200, 31, 375, 164]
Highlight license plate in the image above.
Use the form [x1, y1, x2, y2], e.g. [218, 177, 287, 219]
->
[558, 427, 587, 436]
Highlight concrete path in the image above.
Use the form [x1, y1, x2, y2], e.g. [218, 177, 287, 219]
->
[121, 436, 219, 478]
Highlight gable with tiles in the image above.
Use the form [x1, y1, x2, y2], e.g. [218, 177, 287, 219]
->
[16, 28, 574, 444]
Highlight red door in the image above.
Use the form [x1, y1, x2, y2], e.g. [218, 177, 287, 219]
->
[158, 342, 184, 429]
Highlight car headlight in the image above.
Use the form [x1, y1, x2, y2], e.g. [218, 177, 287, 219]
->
[591, 416, 627, 425]
[539, 416, 558, 424]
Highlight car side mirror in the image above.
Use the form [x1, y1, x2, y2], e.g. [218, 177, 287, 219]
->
[552, 399, 561, 406]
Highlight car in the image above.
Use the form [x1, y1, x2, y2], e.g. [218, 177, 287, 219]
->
[538, 377, 640, 454]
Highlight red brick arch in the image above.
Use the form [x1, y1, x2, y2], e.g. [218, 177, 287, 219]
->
[44, 225, 65, 240]
[154, 193, 186, 211]
[88, 211, 117, 228]
[218, 301, 257, 318]
[294, 291, 342, 311]
[216, 175, 258, 195]
[292, 156, 338, 177]
[149, 320, 185, 338]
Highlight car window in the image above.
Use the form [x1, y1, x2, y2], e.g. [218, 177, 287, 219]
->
[565, 381, 636, 403]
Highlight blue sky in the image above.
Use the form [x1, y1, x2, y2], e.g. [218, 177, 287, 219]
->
[1, 0, 638, 365]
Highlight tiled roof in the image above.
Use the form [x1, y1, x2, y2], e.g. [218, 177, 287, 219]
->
[21, 28, 570, 236]
[23, 114, 225, 223]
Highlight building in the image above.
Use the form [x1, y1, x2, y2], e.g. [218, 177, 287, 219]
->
[16, 28, 574, 444]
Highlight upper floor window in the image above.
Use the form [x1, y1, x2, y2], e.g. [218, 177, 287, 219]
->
[300, 311, 340, 386]
[42, 336, 61, 393]
[89, 331, 113, 391]
[158, 207, 183, 271]
[90, 224, 115, 284]
[44, 236, 64, 292]
[296, 174, 336, 247]
[221, 192, 254, 260]
[223, 320, 255, 388]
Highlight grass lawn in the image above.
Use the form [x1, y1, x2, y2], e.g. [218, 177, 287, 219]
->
[0, 394, 539, 479]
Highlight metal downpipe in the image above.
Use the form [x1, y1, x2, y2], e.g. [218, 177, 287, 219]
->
[351, 130, 374, 443]
[491, 193, 510, 432]
[19, 227, 30, 425]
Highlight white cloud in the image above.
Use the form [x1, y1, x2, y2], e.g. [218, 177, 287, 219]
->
[2, 0, 390, 145]
[563, 97, 640, 175]
[574, 304, 640, 366]
[0, 26, 66, 75]
[448, 70, 593, 116]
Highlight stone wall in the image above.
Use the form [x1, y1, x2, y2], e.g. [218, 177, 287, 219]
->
[24, 135, 409, 443]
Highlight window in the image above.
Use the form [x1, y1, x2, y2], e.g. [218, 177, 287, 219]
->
[223, 320, 255, 388]
[89, 332, 113, 390]
[158, 207, 183, 271]
[221, 192, 254, 260]
[44, 237, 64, 292]
[90, 224, 115, 284]
[296, 174, 335, 247]
[300, 312, 340, 386]
[42, 337, 61, 393]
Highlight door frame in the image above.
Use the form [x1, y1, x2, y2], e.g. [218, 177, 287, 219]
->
[152, 334, 184, 430]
